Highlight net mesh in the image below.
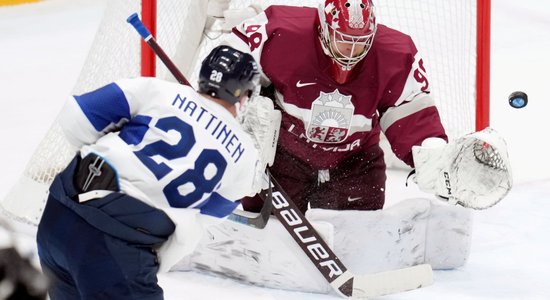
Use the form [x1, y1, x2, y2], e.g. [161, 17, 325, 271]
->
[473, 141, 507, 171]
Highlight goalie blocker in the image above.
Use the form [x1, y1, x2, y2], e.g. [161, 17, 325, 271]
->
[412, 127, 512, 209]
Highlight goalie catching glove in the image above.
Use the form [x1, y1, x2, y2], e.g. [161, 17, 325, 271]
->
[412, 127, 512, 209]
[240, 95, 281, 193]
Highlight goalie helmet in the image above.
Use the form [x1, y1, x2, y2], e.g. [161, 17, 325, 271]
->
[198, 45, 260, 104]
[317, 0, 377, 84]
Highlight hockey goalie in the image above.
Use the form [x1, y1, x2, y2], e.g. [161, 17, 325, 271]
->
[172, 0, 513, 295]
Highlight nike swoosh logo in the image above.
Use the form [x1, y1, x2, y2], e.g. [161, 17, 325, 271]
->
[348, 196, 362, 202]
[296, 80, 317, 88]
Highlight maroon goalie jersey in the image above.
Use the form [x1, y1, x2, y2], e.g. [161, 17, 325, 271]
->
[230, 5, 447, 169]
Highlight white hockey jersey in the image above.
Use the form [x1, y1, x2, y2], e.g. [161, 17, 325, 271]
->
[58, 77, 260, 270]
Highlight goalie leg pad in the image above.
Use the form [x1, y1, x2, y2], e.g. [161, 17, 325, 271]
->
[171, 199, 472, 294]
[171, 215, 334, 294]
[306, 199, 430, 274]
[425, 201, 473, 269]
[306, 198, 472, 271]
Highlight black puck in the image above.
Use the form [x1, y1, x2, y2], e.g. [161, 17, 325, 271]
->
[508, 91, 528, 108]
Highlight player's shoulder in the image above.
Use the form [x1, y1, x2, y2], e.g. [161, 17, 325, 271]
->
[372, 24, 418, 56]
[116, 76, 182, 89]
[115, 77, 194, 96]
[264, 5, 317, 26]
[265, 5, 316, 17]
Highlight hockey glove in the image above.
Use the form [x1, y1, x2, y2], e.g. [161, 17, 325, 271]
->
[240, 95, 281, 192]
[412, 127, 512, 209]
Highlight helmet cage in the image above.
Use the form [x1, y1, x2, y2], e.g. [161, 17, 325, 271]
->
[325, 24, 375, 69]
[318, 1, 377, 70]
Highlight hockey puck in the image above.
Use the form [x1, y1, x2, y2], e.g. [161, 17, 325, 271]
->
[508, 91, 528, 108]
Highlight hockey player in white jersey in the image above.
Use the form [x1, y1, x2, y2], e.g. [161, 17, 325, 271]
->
[35, 45, 272, 300]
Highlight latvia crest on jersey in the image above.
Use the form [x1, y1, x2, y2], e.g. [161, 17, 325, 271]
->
[306, 89, 355, 143]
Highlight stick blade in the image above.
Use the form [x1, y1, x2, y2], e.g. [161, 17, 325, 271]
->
[351, 264, 434, 298]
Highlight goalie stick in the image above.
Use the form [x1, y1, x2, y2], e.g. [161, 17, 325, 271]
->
[128, 13, 434, 298]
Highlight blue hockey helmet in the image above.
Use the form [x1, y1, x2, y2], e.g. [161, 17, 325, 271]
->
[198, 45, 260, 105]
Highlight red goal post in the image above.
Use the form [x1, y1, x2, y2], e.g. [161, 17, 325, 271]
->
[141, 0, 157, 78]
[476, 0, 491, 131]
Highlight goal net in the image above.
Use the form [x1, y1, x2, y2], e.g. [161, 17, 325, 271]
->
[1, 0, 490, 225]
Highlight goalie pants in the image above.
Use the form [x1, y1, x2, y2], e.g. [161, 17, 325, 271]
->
[36, 155, 175, 300]
[243, 144, 387, 213]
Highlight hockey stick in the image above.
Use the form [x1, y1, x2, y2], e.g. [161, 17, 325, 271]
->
[227, 170, 272, 229]
[128, 14, 433, 298]
[127, 13, 271, 229]
[127, 14, 190, 86]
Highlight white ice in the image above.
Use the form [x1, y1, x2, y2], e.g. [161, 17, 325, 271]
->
[0, 0, 549, 299]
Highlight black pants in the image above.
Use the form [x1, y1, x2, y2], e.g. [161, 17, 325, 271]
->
[37, 155, 175, 300]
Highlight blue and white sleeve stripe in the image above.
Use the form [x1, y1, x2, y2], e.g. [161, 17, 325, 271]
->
[196, 193, 240, 218]
[74, 82, 131, 132]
